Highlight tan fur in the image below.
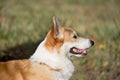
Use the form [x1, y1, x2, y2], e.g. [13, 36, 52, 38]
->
[45, 27, 64, 53]
[64, 28, 77, 42]
[45, 27, 78, 53]
[0, 60, 54, 80]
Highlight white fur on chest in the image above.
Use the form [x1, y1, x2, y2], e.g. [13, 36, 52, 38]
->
[52, 57, 74, 80]
[30, 40, 74, 80]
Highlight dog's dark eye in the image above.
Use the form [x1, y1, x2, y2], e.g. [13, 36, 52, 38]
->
[73, 35, 77, 39]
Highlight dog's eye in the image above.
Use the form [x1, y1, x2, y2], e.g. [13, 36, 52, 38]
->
[73, 35, 77, 39]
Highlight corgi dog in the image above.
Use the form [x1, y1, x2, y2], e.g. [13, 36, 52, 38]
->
[0, 16, 94, 80]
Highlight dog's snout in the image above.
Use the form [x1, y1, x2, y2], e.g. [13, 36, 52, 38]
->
[90, 40, 94, 46]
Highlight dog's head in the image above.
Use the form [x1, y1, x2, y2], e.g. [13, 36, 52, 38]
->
[44, 16, 94, 57]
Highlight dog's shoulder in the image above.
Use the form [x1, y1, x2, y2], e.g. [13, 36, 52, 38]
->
[0, 60, 54, 80]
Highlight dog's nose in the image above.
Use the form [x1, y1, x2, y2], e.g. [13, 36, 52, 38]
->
[90, 40, 94, 46]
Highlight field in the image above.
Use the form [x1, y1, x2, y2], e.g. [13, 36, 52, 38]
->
[0, 0, 120, 80]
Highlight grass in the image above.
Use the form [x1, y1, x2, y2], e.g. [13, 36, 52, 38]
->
[0, 0, 120, 80]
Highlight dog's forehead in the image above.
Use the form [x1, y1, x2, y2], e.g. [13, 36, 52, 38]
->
[64, 28, 76, 35]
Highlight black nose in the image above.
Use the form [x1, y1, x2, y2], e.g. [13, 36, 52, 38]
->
[90, 40, 94, 46]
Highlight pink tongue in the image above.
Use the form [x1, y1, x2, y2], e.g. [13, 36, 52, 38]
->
[73, 48, 87, 54]
[82, 50, 87, 54]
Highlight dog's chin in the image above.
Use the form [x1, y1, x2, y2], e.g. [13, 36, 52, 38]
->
[69, 47, 88, 57]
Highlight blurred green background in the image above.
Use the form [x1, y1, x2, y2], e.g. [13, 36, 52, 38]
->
[0, 0, 120, 80]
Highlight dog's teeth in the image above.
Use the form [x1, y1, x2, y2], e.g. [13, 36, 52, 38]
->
[73, 48, 77, 52]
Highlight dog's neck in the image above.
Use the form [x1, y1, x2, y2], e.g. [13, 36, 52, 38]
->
[30, 39, 74, 80]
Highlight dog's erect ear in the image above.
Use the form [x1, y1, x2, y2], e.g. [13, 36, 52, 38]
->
[52, 16, 63, 39]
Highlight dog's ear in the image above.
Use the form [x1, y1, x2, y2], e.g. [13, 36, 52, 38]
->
[52, 16, 63, 39]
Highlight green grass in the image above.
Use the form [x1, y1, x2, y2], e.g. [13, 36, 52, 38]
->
[0, 0, 120, 80]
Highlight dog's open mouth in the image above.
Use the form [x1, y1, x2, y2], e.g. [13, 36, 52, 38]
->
[70, 47, 87, 55]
